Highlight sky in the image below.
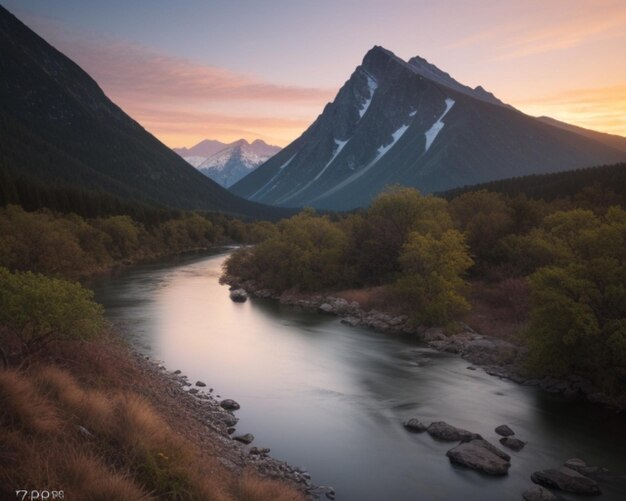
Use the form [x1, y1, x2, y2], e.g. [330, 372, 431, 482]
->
[4, 0, 626, 147]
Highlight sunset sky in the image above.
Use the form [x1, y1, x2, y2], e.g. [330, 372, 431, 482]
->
[5, 0, 626, 147]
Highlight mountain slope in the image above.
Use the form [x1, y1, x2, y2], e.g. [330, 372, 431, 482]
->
[536, 117, 626, 154]
[197, 139, 280, 187]
[173, 139, 229, 158]
[232, 46, 626, 210]
[173, 139, 229, 167]
[0, 6, 287, 219]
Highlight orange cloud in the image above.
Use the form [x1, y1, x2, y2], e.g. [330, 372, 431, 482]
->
[61, 40, 333, 105]
[444, 0, 626, 61]
[515, 85, 626, 136]
[128, 107, 313, 146]
[20, 12, 332, 147]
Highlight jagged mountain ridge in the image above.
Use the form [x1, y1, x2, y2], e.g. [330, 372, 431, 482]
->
[173, 139, 229, 167]
[232, 46, 626, 210]
[197, 139, 281, 188]
[0, 6, 288, 219]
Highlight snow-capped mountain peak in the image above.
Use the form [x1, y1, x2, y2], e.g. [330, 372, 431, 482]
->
[195, 139, 281, 188]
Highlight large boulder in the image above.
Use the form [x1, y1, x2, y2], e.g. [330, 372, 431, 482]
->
[220, 399, 241, 411]
[531, 467, 600, 495]
[522, 486, 557, 501]
[229, 289, 248, 302]
[427, 421, 481, 442]
[218, 412, 238, 427]
[563, 458, 608, 480]
[446, 439, 511, 475]
[500, 437, 526, 451]
[233, 433, 254, 444]
[495, 424, 515, 437]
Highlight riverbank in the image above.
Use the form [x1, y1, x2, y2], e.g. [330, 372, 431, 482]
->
[223, 275, 625, 412]
[0, 328, 330, 500]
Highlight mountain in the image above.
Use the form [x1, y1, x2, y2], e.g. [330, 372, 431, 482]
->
[231, 46, 626, 210]
[0, 6, 288, 219]
[407, 56, 511, 109]
[536, 117, 626, 154]
[197, 139, 280, 187]
[173, 139, 229, 167]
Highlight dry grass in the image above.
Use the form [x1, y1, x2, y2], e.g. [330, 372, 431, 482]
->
[0, 369, 62, 434]
[237, 473, 305, 501]
[0, 339, 304, 501]
[462, 277, 530, 342]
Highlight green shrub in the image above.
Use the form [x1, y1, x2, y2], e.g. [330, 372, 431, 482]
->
[0, 267, 104, 356]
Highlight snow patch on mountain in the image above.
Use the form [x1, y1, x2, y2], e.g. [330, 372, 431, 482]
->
[424, 98, 455, 152]
[315, 139, 350, 181]
[250, 153, 297, 200]
[196, 139, 280, 187]
[181, 156, 208, 168]
[315, 122, 411, 202]
[279, 138, 350, 204]
[359, 74, 378, 118]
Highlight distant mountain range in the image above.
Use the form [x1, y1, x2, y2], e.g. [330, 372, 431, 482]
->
[174, 139, 281, 187]
[232, 46, 626, 210]
[0, 6, 287, 219]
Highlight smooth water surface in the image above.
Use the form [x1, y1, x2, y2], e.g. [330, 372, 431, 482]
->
[92, 251, 626, 501]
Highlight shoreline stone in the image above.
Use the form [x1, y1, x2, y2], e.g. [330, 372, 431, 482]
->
[531, 467, 601, 495]
[446, 438, 511, 475]
[495, 424, 515, 437]
[427, 421, 481, 442]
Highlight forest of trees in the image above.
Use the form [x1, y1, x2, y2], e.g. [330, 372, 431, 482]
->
[225, 185, 626, 401]
[2, 162, 625, 401]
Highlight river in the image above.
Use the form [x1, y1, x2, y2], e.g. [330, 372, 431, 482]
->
[92, 250, 626, 501]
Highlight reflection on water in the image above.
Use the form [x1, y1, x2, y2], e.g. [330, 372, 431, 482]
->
[92, 252, 626, 501]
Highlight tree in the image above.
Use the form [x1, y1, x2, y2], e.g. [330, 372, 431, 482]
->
[395, 229, 473, 325]
[526, 207, 626, 397]
[225, 211, 348, 291]
[349, 186, 453, 283]
[0, 267, 104, 360]
[448, 190, 514, 269]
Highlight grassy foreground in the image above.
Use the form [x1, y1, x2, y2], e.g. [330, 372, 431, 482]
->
[0, 329, 304, 500]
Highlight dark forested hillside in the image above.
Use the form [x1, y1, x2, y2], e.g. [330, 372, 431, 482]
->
[443, 162, 626, 203]
[0, 6, 288, 220]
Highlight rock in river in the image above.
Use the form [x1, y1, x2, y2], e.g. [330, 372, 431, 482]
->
[233, 433, 254, 444]
[495, 424, 515, 437]
[220, 399, 241, 411]
[563, 458, 607, 479]
[499, 436, 526, 451]
[446, 438, 511, 475]
[427, 421, 481, 442]
[229, 289, 248, 302]
[195, 380, 206, 387]
[403, 418, 427, 433]
[531, 467, 601, 495]
[522, 485, 557, 501]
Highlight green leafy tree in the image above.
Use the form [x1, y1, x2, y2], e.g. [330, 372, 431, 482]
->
[526, 207, 626, 397]
[0, 267, 104, 361]
[349, 186, 453, 284]
[225, 211, 348, 291]
[448, 190, 514, 269]
[395, 229, 473, 325]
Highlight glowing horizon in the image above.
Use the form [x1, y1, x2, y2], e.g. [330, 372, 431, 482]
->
[5, 0, 626, 148]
